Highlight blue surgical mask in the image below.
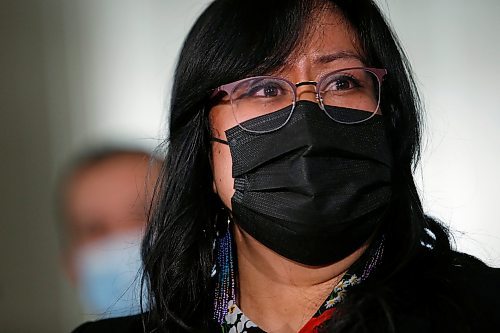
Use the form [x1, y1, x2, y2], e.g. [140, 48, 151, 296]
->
[75, 231, 148, 318]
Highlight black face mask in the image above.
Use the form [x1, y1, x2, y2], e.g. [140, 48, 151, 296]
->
[216, 100, 393, 266]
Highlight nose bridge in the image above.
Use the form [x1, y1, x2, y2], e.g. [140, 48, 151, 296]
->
[295, 81, 319, 103]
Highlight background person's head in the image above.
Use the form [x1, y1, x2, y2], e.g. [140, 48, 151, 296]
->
[59, 147, 160, 317]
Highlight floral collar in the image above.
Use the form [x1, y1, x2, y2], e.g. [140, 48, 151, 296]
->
[220, 273, 361, 333]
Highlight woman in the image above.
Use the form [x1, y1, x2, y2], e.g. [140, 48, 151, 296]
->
[74, 0, 500, 332]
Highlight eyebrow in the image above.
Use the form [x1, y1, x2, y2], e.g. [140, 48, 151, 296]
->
[314, 51, 364, 64]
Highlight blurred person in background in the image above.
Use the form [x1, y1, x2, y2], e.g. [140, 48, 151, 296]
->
[58, 148, 161, 318]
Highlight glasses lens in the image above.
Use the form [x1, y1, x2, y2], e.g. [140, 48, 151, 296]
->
[319, 68, 381, 124]
[230, 77, 295, 132]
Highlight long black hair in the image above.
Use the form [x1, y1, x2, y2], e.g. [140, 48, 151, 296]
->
[142, 0, 457, 331]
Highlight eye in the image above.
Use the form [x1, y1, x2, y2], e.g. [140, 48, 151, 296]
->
[260, 85, 280, 97]
[324, 74, 361, 92]
[245, 80, 288, 98]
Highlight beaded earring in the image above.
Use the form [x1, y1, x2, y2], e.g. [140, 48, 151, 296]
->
[212, 217, 237, 324]
[360, 235, 385, 281]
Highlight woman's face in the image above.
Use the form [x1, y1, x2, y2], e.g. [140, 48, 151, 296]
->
[209, 9, 365, 210]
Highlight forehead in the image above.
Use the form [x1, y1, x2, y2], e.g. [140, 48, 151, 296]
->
[65, 156, 151, 210]
[277, 9, 364, 74]
[72, 155, 148, 186]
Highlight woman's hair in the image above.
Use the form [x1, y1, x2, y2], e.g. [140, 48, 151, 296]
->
[142, 0, 455, 331]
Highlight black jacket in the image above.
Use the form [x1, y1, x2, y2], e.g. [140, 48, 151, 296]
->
[72, 253, 500, 333]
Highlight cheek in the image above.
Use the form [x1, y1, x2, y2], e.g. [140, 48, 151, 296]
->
[211, 142, 235, 210]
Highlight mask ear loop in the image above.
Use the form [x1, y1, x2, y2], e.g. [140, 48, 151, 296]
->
[210, 137, 229, 145]
[212, 214, 237, 325]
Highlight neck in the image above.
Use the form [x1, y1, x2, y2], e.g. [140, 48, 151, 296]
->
[233, 224, 368, 333]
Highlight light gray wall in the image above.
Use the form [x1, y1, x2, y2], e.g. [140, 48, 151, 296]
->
[0, 1, 62, 331]
[379, 0, 500, 264]
[0, 0, 498, 332]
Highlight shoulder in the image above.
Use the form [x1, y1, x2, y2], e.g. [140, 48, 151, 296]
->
[72, 314, 149, 333]
[449, 252, 500, 314]
[396, 250, 500, 332]
[72, 313, 219, 333]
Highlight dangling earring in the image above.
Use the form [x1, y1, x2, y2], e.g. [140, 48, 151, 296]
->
[212, 216, 237, 324]
[360, 234, 385, 281]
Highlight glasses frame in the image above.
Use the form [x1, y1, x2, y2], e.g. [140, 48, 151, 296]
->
[211, 67, 388, 133]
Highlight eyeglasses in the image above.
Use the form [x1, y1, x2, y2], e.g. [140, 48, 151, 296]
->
[211, 67, 387, 133]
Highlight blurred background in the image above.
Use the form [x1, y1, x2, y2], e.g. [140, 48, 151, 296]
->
[0, 0, 499, 331]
